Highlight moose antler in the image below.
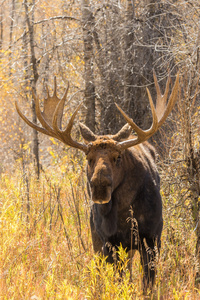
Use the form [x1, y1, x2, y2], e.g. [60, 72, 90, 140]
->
[116, 71, 179, 149]
[16, 72, 179, 152]
[15, 77, 88, 153]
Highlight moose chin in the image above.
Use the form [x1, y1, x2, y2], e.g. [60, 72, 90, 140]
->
[16, 71, 179, 290]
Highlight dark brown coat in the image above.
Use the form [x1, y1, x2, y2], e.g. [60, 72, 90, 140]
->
[86, 138, 162, 288]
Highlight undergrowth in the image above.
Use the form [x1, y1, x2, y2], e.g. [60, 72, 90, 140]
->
[0, 151, 200, 299]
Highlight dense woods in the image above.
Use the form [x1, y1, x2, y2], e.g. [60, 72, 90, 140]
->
[0, 0, 200, 298]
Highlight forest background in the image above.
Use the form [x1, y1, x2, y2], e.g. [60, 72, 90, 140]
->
[0, 0, 200, 298]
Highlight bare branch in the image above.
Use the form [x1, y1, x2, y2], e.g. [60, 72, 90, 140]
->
[34, 15, 81, 25]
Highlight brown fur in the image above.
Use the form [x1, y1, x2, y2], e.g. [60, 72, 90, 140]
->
[87, 137, 162, 290]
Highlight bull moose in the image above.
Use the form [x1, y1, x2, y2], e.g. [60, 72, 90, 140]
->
[16, 71, 179, 290]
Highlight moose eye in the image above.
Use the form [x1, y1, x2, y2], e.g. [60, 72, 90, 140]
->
[114, 155, 121, 165]
[88, 158, 93, 166]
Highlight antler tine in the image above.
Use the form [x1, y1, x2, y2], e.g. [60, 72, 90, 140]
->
[53, 76, 57, 97]
[52, 101, 87, 152]
[45, 83, 50, 98]
[62, 81, 70, 104]
[32, 89, 57, 137]
[157, 72, 179, 128]
[153, 70, 170, 109]
[117, 71, 179, 150]
[52, 80, 69, 129]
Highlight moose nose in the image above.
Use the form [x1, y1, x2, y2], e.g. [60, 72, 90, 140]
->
[90, 160, 112, 188]
[90, 174, 112, 188]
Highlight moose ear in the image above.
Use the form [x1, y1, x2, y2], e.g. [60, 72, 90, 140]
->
[112, 124, 132, 141]
[79, 123, 97, 142]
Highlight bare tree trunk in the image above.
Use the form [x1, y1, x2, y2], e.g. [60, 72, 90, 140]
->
[92, 23, 108, 134]
[22, 13, 29, 83]
[9, 0, 15, 76]
[81, 0, 96, 132]
[124, 0, 135, 112]
[102, 1, 122, 133]
[24, 0, 40, 178]
[0, 3, 3, 51]
[123, 0, 149, 129]
[91, 1, 124, 134]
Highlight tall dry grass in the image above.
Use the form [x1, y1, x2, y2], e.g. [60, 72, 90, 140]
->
[0, 149, 200, 300]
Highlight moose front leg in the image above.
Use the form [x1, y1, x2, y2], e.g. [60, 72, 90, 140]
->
[140, 237, 159, 292]
[90, 211, 104, 254]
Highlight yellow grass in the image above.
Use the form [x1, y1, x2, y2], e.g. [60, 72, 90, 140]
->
[0, 156, 200, 299]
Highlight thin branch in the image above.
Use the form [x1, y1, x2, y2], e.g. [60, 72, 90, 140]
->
[34, 15, 81, 25]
